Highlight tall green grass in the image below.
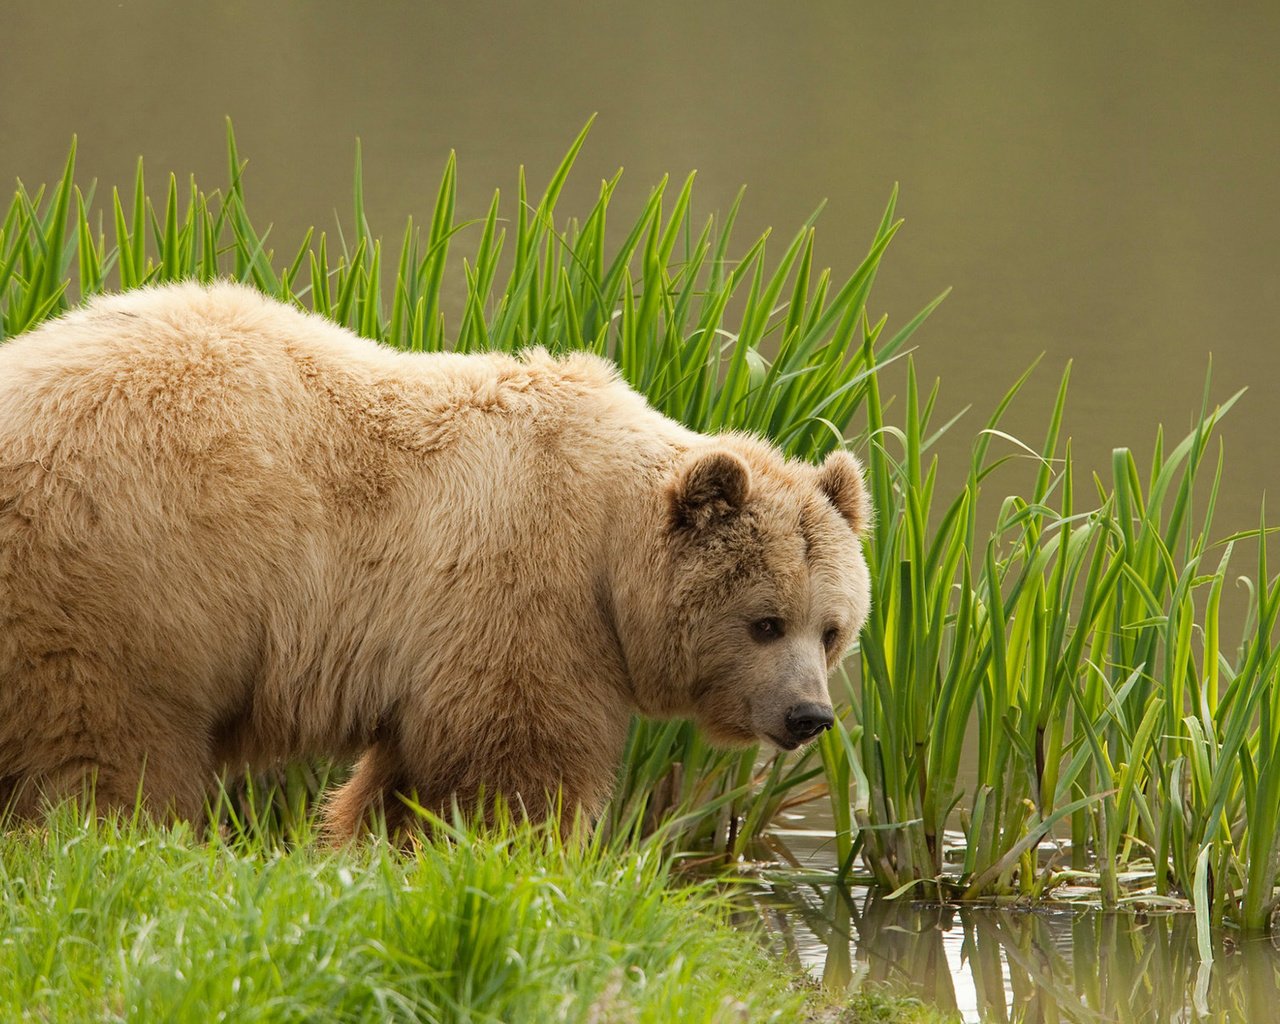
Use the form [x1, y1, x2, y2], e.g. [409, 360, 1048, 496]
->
[824, 353, 1280, 937]
[0, 804, 811, 1023]
[6, 127, 1280, 939]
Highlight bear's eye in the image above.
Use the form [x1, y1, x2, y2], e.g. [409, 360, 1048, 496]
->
[750, 617, 785, 643]
[822, 626, 840, 652]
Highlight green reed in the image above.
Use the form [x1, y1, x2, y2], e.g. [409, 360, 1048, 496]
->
[824, 342, 1280, 933]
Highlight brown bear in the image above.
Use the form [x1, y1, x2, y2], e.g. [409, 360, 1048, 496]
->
[0, 282, 872, 838]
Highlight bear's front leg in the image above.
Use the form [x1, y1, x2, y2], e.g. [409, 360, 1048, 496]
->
[320, 742, 413, 842]
[321, 738, 612, 842]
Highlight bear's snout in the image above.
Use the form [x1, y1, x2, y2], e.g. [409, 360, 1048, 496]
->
[783, 702, 835, 744]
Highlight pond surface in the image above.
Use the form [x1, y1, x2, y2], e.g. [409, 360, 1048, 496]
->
[759, 825, 1280, 1023]
[759, 880, 1280, 1024]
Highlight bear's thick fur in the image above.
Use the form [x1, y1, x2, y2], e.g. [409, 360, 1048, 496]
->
[0, 283, 872, 836]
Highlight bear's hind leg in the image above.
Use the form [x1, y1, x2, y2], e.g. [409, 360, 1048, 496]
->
[13, 744, 215, 825]
[2, 640, 220, 825]
[108, 739, 218, 824]
[6, 719, 217, 826]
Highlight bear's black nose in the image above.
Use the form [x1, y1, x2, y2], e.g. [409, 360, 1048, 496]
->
[784, 702, 835, 742]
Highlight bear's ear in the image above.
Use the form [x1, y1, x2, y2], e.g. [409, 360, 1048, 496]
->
[669, 449, 752, 531]
[817, 450, 872, 534]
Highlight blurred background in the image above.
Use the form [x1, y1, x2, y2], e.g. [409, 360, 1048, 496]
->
[4, 0, 1278, 536]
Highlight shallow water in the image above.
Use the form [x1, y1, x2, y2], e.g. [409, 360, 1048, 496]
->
[760, 825, 1280, 1023]
[758, 881, 1280, 1024]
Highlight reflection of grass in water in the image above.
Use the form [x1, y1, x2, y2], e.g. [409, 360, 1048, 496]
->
[763, 883, 1280, 1023]
[6, 124, 1280, 942]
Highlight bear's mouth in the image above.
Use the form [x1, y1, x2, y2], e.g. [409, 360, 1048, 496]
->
[766, 732, 802, 752]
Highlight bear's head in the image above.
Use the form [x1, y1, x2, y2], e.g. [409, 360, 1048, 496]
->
[656, 439, 872, 751]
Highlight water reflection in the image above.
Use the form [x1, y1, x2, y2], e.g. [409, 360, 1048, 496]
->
[758, 883, 1280, 1023]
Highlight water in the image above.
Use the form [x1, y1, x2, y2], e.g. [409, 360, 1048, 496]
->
[5, 2, 1280, 1017]
[755, 823, 1280, 1022]
[756, 881, 1280, 1023]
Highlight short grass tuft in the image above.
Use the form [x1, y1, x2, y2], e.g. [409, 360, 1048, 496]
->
[0, 805, 809, 1023]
